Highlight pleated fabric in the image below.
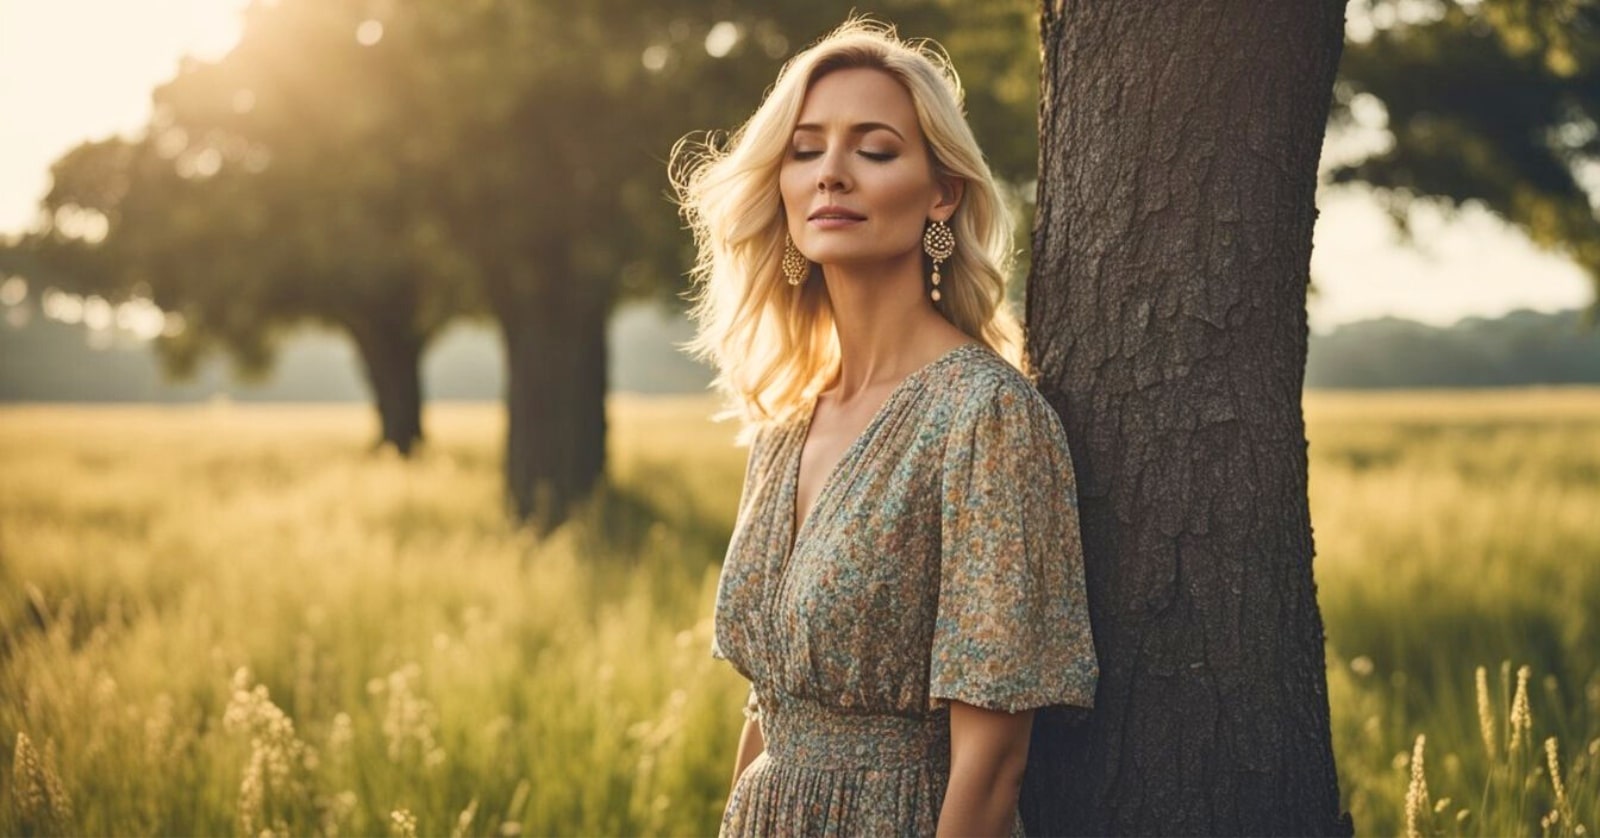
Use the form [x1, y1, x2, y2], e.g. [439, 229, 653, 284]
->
[720, 693, 967, 837]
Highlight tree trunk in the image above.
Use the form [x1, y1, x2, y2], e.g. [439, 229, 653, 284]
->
[1022, 2, 1352, 834]
[499, 291, 608, 535]
[349, 325, 426, 457]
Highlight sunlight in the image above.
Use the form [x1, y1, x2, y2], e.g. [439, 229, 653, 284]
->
[355, 19, 384, 47]
[0, 276, 28, 307]
[35, 284, 175, 340]
[0, 0, 250, 232]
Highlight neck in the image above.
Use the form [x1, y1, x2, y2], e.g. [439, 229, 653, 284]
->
[817, 250, 963, 401]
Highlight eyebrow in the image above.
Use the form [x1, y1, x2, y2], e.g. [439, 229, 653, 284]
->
[792, 121, 906, 141]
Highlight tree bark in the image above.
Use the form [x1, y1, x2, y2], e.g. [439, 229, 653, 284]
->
[349, 325, 426, 457]
[1022, 2, 1352, 834]
[499, 289, 608, 535]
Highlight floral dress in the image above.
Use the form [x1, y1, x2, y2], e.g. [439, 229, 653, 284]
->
[710, 342, 1099, 837]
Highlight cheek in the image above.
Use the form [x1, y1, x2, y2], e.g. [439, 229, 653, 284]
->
[872, 168, 935, 215]
[778, 165, 811, 225]
[863, 169, 936, 246]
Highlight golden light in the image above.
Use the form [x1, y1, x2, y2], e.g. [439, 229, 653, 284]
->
[0, 0, 250, 232]
[355, 19, 384, 47]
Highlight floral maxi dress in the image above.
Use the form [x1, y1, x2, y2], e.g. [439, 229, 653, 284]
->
[710, 342, 1099, 837]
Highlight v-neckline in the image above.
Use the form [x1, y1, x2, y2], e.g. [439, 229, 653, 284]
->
[781, 342, 983, 564]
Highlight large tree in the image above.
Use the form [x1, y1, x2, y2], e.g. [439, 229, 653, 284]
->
[1022, 2, 1352, 833]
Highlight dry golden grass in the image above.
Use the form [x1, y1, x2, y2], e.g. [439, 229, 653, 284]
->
[0, 388, 1595, 835]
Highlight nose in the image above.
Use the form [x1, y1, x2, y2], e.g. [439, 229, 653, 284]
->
[816, 149, 850, 194]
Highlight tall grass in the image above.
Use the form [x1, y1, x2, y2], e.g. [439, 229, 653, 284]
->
[1307, 388, 1600, 836]
[0, 388, 1595, 835]
[0, 399, 751, 836]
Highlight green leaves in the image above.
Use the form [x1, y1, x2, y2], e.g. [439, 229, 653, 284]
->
[1331, 0, 1600, 315]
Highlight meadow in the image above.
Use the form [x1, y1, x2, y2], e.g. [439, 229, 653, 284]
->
[1, 388, 1596, 836]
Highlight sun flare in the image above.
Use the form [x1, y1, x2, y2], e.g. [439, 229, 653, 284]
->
[0, 0, 250, 232]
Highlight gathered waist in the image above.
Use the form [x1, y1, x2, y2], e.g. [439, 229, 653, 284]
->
[759, 696, 949, 769]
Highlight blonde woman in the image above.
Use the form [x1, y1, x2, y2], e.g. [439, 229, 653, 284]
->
[673, 17, 1098, 837]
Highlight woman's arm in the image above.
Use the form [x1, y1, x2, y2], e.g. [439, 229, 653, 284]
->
[937, 700, 1035, 837]
[730, 714, 765, 793]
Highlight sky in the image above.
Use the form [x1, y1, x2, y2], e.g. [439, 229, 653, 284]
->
[0, 0, 1592, 335]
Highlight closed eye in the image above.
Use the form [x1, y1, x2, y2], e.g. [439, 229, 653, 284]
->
[788, 150, 898, 162]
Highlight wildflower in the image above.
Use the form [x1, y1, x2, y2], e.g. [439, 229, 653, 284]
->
[1404, 733, 1430, 838]
[328, 712, 354, 752]
[225, 668, 312, 836]
[390, 807, 419, 838]
[1544, 738, 1568, 811]
[1509, 665, 1532, 751]
[11, 732, 44, 819]
[451, 797, 480, 838]
[1475, 666, 1498, 760]
[376, 664, 443, 767]
[10, 732, 72, 832]
[319, 789, 358, 837]
[145, 693, 176, 764]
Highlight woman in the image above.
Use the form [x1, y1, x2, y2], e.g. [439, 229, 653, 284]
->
[672, 17, 1098, 837]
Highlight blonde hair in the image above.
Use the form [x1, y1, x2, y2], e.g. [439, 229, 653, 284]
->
[670, 16, 1028, 442]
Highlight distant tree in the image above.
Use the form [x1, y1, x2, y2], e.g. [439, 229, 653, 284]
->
[15, 1, 479, 455]
[1330, 0, 1600, 324]
[1025, 2, 1352, 833]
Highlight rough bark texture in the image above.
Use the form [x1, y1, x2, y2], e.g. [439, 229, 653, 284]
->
[1021, 2, 1353, 834]
[499, 289, 608, 536]
[349, 325, 426, 457]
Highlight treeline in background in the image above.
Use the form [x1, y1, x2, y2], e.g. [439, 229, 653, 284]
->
[5, 299, 1600, 402]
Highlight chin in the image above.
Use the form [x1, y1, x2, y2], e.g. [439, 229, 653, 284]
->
[804, 245, 892, 267]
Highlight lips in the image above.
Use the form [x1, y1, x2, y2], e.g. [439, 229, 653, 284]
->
[808, 205, 866, 221]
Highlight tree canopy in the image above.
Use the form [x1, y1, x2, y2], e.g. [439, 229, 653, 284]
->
[1331, 0, 1600, 322]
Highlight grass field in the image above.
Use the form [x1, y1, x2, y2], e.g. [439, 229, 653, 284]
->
[1, 389, 1596, 836]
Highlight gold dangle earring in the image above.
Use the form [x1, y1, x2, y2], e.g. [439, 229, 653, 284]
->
[923, 219, 954, 302]
[782, 235, 808, 286]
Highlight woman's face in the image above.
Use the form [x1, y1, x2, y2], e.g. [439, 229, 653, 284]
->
[779, 67, 955, 273]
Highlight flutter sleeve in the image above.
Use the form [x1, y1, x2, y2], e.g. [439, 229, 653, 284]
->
[927, 377, 1099, 714]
